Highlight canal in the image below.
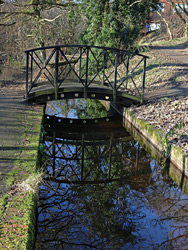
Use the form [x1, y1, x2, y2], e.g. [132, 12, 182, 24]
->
[35, 99, 188, 250]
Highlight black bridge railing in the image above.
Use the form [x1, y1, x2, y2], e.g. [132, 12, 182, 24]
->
[25, 45, 148, 104]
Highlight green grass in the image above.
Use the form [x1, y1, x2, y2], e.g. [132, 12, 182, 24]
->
[139, 33, 188, 47]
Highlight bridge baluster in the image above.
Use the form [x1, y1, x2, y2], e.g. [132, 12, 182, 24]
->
[30, 52, 33, 89]
[113, 51, 119, 103]
[125, 55, 130, 89]
[79, 47, 82, 83]
[102, 49, 106, 86]
[85, 47, 89, 98]
[141, 57, 147, 104]
[54, 48, 59, 100]
[25, 51, 29, 100]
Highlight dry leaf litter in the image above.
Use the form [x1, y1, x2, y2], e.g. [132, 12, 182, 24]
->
[129, 96, 188, 155]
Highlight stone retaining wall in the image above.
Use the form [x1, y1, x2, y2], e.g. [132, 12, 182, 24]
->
[123, 108, 188, 177]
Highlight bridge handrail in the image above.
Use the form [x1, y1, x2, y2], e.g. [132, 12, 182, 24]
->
[25, 44, 149, 59]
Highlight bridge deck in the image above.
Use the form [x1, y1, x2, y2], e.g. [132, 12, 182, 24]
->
[27, 79, 141, 106]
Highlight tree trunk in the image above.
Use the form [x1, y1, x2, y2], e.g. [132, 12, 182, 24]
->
[156, 11, 173, 40]
[184, 20, 188, 37]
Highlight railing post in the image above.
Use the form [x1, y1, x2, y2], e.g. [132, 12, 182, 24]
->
[141, 57, 146, 104]
[54, 47, 59, 100]
[113, 51, 118, 103]
[30, 51, 33, 87]
[79, 47, 82, 82]
[84, 47, 89, 98]
[102, 49, 106, 86]
[126, 55, 130, 89]
[25, 51, 29, 100]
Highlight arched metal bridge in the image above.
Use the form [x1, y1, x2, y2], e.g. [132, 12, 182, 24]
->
[25, 45, 148, 106]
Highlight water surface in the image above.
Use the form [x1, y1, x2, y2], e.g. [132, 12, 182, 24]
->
[35, 99, 188, 250]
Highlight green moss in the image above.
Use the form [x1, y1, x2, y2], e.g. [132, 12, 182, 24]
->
[172, 145, 183, 154]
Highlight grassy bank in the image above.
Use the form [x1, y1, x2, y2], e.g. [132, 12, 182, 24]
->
[0, 105, 44, 249]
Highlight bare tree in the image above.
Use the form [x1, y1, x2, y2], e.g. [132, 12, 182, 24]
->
[0, 0, 85, 66]
[168, 0, 188, 37]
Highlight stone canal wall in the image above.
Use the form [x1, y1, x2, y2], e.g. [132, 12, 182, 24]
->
[110, 103, 188, 195]
[123, 108, 188, 177]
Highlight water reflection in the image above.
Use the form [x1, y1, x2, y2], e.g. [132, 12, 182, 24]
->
[35, 100, 188, 250]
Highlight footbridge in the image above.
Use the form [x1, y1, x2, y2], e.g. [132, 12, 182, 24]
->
[25, 45, 148, 106]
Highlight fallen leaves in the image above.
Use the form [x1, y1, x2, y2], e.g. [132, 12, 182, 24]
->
[129, 96, 188, 154]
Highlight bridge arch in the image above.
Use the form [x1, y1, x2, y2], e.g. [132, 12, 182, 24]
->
[25, 45, 148, 106]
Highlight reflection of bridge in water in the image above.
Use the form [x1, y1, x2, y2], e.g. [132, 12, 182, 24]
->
[25, 45, 148, 106]
[42, 115, 151, 184]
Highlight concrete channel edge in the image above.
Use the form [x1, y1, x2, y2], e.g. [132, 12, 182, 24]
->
[123, 108, 188, 177]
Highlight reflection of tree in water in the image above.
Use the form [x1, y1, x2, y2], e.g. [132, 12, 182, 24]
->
[76, 99, 111, 119]
[142, 167, 188, 250]
[36, 181, 140, 249]
[46, 99, 111, 119]
[36, 137, 188, 249]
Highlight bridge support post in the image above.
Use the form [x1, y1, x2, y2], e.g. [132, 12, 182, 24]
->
[102, 50, 106, 86]
[141, 57, 146, 104]
[79, 47, 82, 82]
[126, 55, 130, 89]
[25, 52, 29, 100]
[30, 52, 33, 87]
[84, 47, 89, 98]
[113, 52, 118, 103]
[54, 48, 59, 100]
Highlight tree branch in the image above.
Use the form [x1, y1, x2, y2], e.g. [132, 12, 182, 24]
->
[129, 0, 143, 7]
[156, 10, 173, 40]
[0, 22, 16, 26]
[40, 14, 62, 23]
[168, 0, 186, 23]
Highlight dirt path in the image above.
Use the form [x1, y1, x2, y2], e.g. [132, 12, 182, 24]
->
[0, 89, 25, 196]
[151, 45, 188, 65]
[142, 45, 188, 101]
[0, 71, 33, 197]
